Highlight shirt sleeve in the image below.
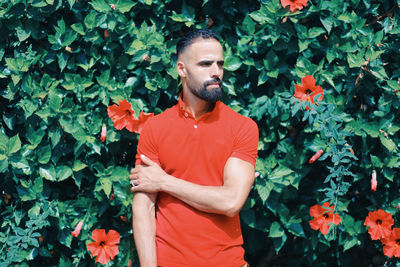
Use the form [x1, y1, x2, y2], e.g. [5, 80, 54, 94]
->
[230, 117, 259, 166]
[135, 118, 161, 166]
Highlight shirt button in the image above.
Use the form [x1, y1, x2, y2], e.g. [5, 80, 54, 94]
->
[194, 125, 198, 129]
[184, 112, 188, 117]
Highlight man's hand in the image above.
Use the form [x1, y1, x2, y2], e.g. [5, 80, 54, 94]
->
[130, 154, 168, 193]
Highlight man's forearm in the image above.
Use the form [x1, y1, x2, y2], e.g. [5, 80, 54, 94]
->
[132, 192, 157, 267]
[160, 175, 239, 216]
[131, 156, 255, 217]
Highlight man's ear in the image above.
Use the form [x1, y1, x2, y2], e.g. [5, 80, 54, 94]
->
[176, 60, 186, 78]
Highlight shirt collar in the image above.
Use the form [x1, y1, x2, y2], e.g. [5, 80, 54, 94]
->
[178, 92, 220, 121]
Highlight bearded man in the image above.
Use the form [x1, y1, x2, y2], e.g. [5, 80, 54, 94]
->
[130, 29, 259, 267]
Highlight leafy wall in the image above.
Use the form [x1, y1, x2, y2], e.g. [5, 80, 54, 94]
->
[1, 0, 400, 266]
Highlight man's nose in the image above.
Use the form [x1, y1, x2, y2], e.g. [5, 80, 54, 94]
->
[210, 63, 222, 78]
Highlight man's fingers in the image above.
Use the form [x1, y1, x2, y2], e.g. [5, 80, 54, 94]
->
[140, 154, 154, 166]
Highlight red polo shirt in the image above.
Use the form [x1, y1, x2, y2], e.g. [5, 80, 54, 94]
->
[135, 94, 258, 267]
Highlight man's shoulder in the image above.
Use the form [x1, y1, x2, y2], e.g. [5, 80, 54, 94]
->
[218, 101, 258, 129]
[146, 104, 178, 126]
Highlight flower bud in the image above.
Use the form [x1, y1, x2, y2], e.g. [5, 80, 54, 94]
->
[371, 170, 377, 191]
[309, 149, 324, 164]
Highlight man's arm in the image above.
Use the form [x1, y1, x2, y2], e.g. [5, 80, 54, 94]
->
[132, 191, 157, 267]
[130, 155, 255, 217]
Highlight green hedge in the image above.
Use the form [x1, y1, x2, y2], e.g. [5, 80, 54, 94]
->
[1, 0, 400, 266]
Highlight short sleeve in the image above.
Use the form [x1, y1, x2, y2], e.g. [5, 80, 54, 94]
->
[135, 118, 161, 166]
[230, 117, 259, 166]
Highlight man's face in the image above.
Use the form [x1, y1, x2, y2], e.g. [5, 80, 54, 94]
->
[179, 38, 224, 103]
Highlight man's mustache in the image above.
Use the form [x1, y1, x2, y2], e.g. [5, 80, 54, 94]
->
[204, 78, 222, 87]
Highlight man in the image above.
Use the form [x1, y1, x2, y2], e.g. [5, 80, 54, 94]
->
[130, 29, 259, 267]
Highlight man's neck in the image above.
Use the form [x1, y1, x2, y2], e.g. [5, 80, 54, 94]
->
[181, 91, 215, 120]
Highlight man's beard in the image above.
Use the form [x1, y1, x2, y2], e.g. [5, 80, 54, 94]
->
[189, 78, 222, 103]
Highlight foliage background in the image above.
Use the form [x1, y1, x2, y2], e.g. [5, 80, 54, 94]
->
[1, 0, 400, 266]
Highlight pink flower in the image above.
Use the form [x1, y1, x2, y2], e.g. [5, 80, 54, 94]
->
[71, 221, 84, 237]
[371, 170, 377, 191]
[100, 125, 107, 142]
[110, 4, 116, 9]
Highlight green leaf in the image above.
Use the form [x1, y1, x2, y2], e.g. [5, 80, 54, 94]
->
[256, 180, 272, 203]
[370, 155, 382, 168]
[258, 71, 268, 86]
[308, 27, 326, 38]
[347, 52, 364, 68]
[320, 17, 334, 34]
[116, 0, 136, 13]
[56, 165, 73, 181]
[37, 145, 52, 164]
[99, 177, 112, 197]
[272, 233, 287, 253]
[362, 123, 379, 138]
[269, 221, 285, 238]
[73, 160, 87, 171]
[269, 165, 294, 179]
[90, 0, 111, 12]
[224, 56, 242, 71]
[8, 134, 21, 154]
[39, 165, 57, 181]
[31, 0, 48, 7]
[66, 0, 75, 8]
[380, 136, 396, 152]
[48, 91, 63, 111]
[71, 23, 85, 35]
[16, 27, 31, 42]
[343, 237, 360, 252]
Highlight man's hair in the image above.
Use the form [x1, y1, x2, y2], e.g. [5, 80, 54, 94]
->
[176, 29, 221, 58]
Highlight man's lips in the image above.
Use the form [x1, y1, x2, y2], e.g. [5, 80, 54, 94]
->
[207, 82, 221, 87]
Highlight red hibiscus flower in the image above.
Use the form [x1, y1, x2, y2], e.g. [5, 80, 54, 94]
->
[281, 0, 308, 12]
[309, 202, 341, 235]
[100, 125, 107, 142]
[107, 100, 154, 134]
[129, 111, 154, 134]
[294, 75, 324, 110]
[71, 221, 84, 238]
[364, 209, 394, 240]
[371, 170, 377, 191]
[382, 228, 400, 258]
[87, 229, 120, 265]
[107, 99, 136, 131]
[309, 149, 324, 164]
